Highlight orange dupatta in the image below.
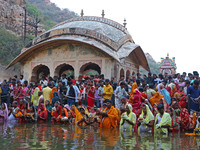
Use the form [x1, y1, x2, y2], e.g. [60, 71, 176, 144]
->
[73, 106, 83, 125]
[100, 106, 118, 128]
[128, 83, 138, 104]
[150, 92, 164, 106]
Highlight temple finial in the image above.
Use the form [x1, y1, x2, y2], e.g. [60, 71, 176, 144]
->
[81, 9, 84, 17]
[123, 18, 127, 28]
[101, 10, 105, 18]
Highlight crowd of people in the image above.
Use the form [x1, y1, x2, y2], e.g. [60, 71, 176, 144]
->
[0, 71, 200, 135]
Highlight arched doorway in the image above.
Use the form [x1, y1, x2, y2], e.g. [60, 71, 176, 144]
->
[54, 64, 74, 78]
[126, 70, 130, 77]
[120, 68, 124, 77]
[79, 62, 101, 76]
[31, 65, 50, 83]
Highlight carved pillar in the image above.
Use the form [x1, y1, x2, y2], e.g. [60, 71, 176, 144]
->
[74, 60, 79, 80]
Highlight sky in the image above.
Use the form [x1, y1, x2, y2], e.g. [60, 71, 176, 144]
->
[51, 0, 200, 74]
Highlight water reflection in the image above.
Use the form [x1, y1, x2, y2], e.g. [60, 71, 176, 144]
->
[0, 123, 199, 149]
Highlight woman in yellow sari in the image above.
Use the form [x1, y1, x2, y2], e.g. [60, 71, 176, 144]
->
[150, 92, 164, 106]
[154, 104, 171, 135]
[74, 106, 90, 126]
[138, 104, 154, 134]
[128, 83, 138, 105]
[120, 104, 136, 131]
[31, 87, 40, 107]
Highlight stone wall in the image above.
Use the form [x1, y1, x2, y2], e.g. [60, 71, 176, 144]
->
[21, 42, 115, 82]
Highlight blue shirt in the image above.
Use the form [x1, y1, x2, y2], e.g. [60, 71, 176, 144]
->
[1, 86, 10, 95]
[187, 85, 200, 98]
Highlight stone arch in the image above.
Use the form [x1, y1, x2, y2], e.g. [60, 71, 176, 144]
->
[54, 63, 74, 78]
[79, 62, 101, 76]
[120, 68, 125, 78]
[31, 64, 50, 83]
[126, 70, 130, 77]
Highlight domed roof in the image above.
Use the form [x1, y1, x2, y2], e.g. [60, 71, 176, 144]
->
[7, 16, 150, 71]
[32, 16, 133, 51]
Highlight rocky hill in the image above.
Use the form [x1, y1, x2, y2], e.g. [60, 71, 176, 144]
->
[140, 53, 160, 75]
[27, 0, 78, 26]
[0, 0, 45, 35]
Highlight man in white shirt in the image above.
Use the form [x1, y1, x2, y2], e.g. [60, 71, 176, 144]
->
[98, 80, 104, 108]
[61, 74, 68, 87]
[115, 82, 128, 109]
[19, 75, 25, 85]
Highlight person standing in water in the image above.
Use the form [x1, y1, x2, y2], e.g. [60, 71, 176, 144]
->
[154, 104, 171, 135]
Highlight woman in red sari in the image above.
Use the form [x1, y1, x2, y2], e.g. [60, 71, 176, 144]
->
[180, 108, 195, 131]
[38, 103, 47, 123]
[18, 99, 24, 110]
[166, 86, 173, 97]
[52, 102, 62, 124]
[86, 81, 95, 112]
[13, 81, 23, 103]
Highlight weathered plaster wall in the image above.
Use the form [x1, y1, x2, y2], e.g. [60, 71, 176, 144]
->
[117, 56, 138, 80]
[21, 42, 114, 81]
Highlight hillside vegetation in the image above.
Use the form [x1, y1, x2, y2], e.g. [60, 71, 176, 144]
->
[26, 0, 78, 30]
[0, 26, 23, 65]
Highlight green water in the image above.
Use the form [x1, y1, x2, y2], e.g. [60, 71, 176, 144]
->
[0, 123, 198, 150]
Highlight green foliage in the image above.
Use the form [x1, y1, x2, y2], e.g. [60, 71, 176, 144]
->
[85, 70, 100, 76]
[26, 3, 40, 18]
[0, 26, 24, 65]
[26, 0, 78, 30]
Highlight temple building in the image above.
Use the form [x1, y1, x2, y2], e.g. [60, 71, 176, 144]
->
[160, 54, 176, 75]
[7, 14, 150, 82]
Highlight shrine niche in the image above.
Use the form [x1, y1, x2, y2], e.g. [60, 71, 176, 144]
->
[160, 54, 177, 75]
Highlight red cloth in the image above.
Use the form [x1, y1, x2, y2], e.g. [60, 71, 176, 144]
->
[87, 87, 95, 112]
[52, 105, 62, 124]
[180, 108, 190, 128]
[38, 104, 47, 123]
[179, 96, 187, 108]
[132, 90, 141, 110]
[166, 86, 173, 97]
[18, 104, 24, 110]
[38, 111, 47, 123]
[38, 85, 42, 91]
[72, 79, 76, 85]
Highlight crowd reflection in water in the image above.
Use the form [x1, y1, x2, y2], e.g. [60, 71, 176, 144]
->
[0, 123, 199, 149]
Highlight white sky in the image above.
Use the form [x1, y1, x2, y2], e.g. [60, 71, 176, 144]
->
[51, 0, 200, 74]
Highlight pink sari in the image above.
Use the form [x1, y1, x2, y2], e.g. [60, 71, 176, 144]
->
[13, 86, 23, 103]
[132, 89, 141, 116]
[22, 87, 29, 100]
